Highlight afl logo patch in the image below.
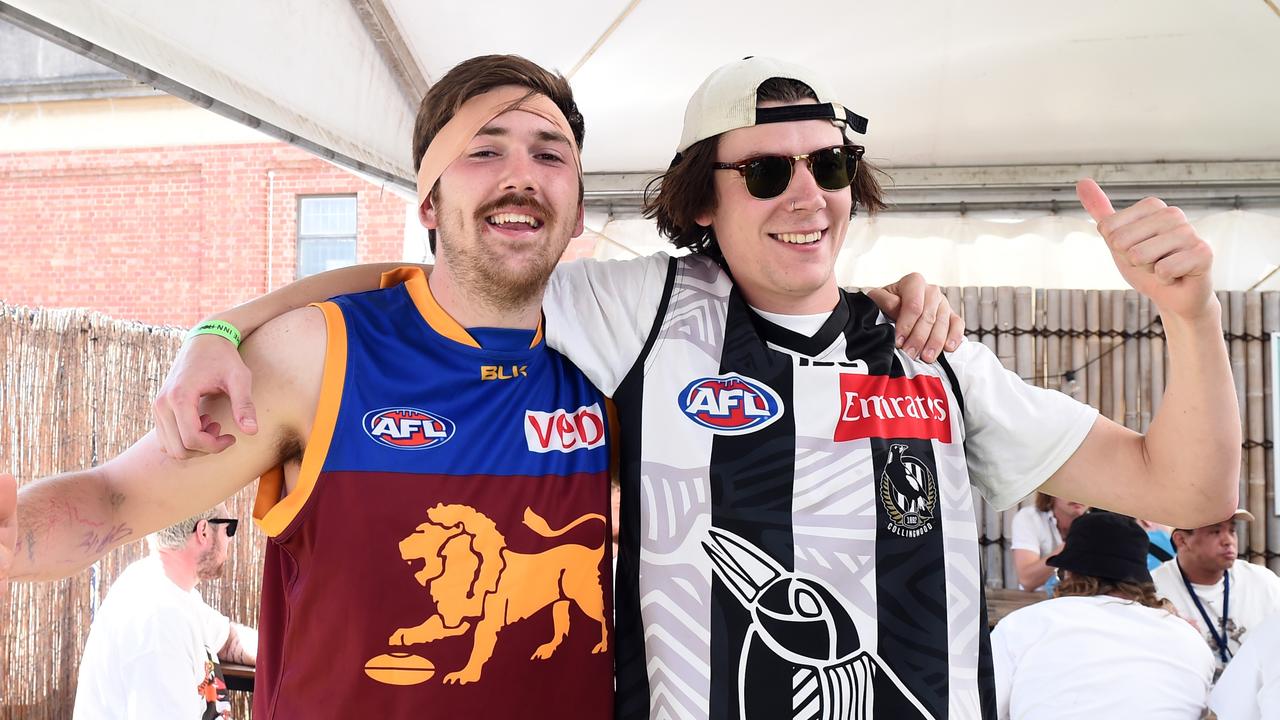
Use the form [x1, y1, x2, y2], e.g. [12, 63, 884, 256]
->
[678, 373, 785, 435]
[363, 407, 455, 450]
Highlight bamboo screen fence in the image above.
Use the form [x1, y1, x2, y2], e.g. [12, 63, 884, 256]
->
[1, 289, 1277, 718]
[0, 306, 263, 719]
[946, 287, 1280, 589]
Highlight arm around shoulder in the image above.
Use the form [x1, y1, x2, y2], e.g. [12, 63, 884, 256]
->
[154, 262, 420, 456]
[544, 254, 670, 395]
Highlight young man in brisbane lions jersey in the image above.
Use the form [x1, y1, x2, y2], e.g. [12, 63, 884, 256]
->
[4, 55, 619, 719]
[128, 58, 1236, 720]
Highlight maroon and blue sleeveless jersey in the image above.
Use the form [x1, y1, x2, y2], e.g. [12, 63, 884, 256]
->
[251, 267, 614, 719]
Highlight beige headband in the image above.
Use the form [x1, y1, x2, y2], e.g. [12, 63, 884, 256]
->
[415, 86, 581, 208]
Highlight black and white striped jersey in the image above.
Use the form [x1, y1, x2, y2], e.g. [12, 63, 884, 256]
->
[546, 253, 1097, 720]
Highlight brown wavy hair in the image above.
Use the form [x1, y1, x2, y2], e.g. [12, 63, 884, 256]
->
[642, 77, 887, 259]
[412, 54, 584, 172]
[411, 54, 585, 253]
[1055, 572, 1174, 612]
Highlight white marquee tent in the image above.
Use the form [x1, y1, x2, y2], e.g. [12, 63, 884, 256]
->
[3, 0, 1278, 288]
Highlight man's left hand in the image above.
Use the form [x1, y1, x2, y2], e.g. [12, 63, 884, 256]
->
[1077, 178, 1216, 321]
[867, 273, 966, 362]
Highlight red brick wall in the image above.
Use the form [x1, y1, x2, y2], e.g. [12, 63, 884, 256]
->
[0, 143, 408, 326]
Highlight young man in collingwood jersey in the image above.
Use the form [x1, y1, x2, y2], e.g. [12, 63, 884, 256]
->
[143, 57, 1238, 719]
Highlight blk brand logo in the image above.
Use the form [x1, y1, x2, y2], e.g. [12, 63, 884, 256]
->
[481, 364, 528, 381]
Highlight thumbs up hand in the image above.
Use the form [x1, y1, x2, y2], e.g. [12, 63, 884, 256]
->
[1077, 179, 1216, 320]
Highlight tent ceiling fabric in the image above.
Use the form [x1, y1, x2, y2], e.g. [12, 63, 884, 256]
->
[6, 0, 1279, 188]
[4, 0, 418, 184]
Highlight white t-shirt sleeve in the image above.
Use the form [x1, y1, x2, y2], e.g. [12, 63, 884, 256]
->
[946, 341, 1098, 510]
[193, 592, 232, 653]
[544, 254, 670, 396]
[117, 606, 209, 719]
[1009, 506, 1048, 554]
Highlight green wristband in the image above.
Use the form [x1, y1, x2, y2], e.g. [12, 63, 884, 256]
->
[186, 320, 243, 348]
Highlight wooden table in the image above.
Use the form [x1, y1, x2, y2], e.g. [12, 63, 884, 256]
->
[222, 662, 255, 693]
[986, 588, 1044, 627]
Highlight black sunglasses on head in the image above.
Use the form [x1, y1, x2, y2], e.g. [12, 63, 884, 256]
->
[713, 144, 865, 200]
[192, 518, 239, 537]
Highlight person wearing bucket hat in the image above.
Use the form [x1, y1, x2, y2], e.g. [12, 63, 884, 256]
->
[992, 511, 1214, 719]
[1043, 509, 1154, 584]
[132, 55, 1238, 719]
[1152, 509, 1280, 675]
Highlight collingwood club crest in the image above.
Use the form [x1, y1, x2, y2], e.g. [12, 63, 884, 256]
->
[702, 529, 934, 720]
[879, 443, 937, 538]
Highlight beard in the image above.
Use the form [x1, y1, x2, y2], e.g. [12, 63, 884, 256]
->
[195, 546, 226, 581]
[436, 192, 570, 312]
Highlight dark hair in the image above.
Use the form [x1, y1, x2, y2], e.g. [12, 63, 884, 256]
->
[643, 77, 887, 257]
[1055, 572, 1175, 612]
[412, 54, 585, 253]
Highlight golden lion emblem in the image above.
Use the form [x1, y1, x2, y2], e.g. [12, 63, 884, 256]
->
[385, 503, 609, 685]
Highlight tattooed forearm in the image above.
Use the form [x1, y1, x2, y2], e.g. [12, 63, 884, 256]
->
[11, 468, 135, 580]
[77, 523, 132, 555]
[220, 623, 258, 665]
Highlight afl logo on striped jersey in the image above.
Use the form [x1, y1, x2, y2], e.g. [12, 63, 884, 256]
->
[678, 373, 785, 435]
[363, 407, 455, 450]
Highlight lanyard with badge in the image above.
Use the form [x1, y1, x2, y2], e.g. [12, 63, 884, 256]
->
[1178, 564, 1231, 663]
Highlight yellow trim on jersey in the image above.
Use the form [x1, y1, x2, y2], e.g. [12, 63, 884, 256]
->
[253, 300, 348, 537]
[381, 265, 544, 349]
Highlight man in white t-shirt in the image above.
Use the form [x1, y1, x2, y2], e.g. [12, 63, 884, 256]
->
[1209, 611, 1280, 720]
[992, 511, 1214, 719]
[1152, 509, 1280, 676]
[74, 504, 257, 720]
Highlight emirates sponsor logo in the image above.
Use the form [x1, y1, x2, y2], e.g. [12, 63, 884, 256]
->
[834, 374, 951, 443]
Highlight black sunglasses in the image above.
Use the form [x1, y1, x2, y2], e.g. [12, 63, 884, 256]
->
[713, 144, 865, 200]
[192, 518, 239, 537]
